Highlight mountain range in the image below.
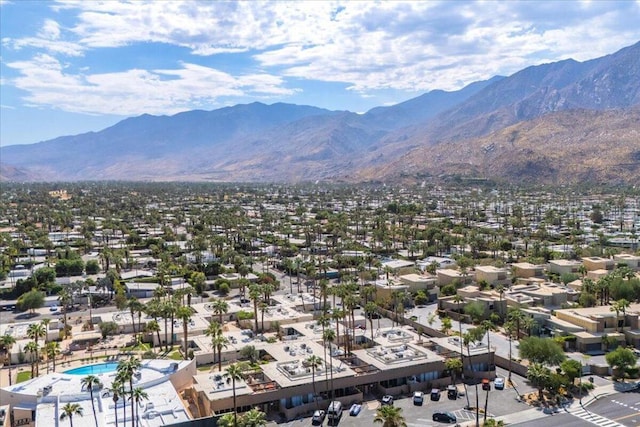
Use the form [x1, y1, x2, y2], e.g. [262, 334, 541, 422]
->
[2, 41, 640, 185]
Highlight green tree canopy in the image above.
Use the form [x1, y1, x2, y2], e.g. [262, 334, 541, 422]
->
[605, 347, 638, 381]
[518, 336, 566, 366]
[17, 289, 45, 314]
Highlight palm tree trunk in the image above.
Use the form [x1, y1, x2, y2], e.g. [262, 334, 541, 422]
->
[183, 323, 189, 360]
[232, 378, 238, 427]
[130, 379, 135, 427]
[90, 390, 98, 427]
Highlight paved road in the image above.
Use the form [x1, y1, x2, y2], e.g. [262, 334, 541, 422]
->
[512, 388, 640, 427]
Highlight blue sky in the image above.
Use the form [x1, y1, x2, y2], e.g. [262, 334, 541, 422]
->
[1, 1, 639, 147]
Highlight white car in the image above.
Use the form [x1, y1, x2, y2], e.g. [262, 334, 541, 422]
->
[413, 391, 424, 405]
[494, 377, 505, 390]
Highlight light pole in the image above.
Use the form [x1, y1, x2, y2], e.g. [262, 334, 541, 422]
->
[579, 359, 583, 405]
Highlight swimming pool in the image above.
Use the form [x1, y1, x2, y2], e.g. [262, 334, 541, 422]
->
[64, 362, 119, 375]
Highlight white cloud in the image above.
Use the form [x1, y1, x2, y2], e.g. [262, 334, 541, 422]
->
[5, 55, 297, 115]
[2, 0, 639, 115]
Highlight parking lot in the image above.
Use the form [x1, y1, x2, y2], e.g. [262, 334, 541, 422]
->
[276, 368, 537, 427]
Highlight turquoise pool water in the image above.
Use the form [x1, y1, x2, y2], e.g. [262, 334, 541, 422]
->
[64, 362, 119, 375]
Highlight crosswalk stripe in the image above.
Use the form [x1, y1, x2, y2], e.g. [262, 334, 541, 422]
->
[567, 406, 626, 427]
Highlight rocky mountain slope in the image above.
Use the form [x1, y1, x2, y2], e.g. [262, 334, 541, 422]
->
[1, 41, 639, 185]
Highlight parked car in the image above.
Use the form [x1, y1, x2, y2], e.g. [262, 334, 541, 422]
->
[494, 377, 505, 390]
[482, 378, 491, 391]
[446, 385, 458, 399]
[349, 403, 362, 416]
[413, 391, 424, 405]
[312, 410, 325, 424]
[432, 411, 457, 423]
[49, 304, 58, 312]
[381, 395, 394, 405]
[430, 388, 441, 401]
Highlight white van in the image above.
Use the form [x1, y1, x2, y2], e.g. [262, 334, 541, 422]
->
[327, 401, 342, 424]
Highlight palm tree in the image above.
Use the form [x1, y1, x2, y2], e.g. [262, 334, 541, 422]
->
[127, 297, 144, 342]
[305, 355, 323, 410]
[224, 362, 247, 427]
[45, 341, 60, 373]
[527, 362, 551, 401]
[60, 402, 84, 427]
[610, 299, 630, 332]
[212, 299, 229, 326]
[130, 386, 149, 427]
[24, 341, 38, 378]
[213, 334, 230, 371]
[176, 305, 193, 360]
[27, 322, 45, 376]
[81, 374, 102, 427]
[365, 302, 377, 342]
[249, 284, 261, 333]
[117, 356, 141, 427]
[205, 321, 222, 368]
[480, 320, 497, 426]
[241, 408, 267, 427]
[0, 334, 16, 385]
[323, 329, 336, 400]
[374, 405, 407, 427]
[58, 288, 73, 339]
[145, 320, 161, 352]
[504, 320, 516, 382]
[110, 378, 123, 427]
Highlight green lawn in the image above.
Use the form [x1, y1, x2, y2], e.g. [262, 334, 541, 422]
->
[16, 371, 32, 383]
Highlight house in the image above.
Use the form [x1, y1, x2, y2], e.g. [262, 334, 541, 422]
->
[474, 265, 509, 287]
[613, 253, 640, 271]
[511, 262, 544, 279]
[436, 269, 471, 286]
[582, 256, 615, 272]
[547, 259, 581, 276]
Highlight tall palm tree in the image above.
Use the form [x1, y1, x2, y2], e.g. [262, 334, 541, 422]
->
[213, 334, 230, 372]
[58, 289, 73, 339]
[373, 405, 407, 427]
[323, 329, 336, 400]
[480, 320, 497, 425]
[145, 320, 161, 353]
[0, 334, 16, 385]
[45, 341, 60, 373]
[60, 402, 84, 427]
[212, 299, 229, 326]
[81, 374, 103, 427]
[130, 386, 149, 427]
[40, 318, 51, 345]
[24, 341, 38, 378]
[27, 322, 46, 376]
[110, 378, 123, 427]
[224, 362, 247, 427]
[176, 305, 193, 360]
[504, 320, 516, 382]
[249, 284, 261, 333]
[305, 355, 323, 410]
[117, 356, 141, 427]
[205, 321, 222, 368]
[127, 297, 144, 342]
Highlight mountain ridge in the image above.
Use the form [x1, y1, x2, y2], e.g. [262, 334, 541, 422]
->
[1, 41, 639, 185]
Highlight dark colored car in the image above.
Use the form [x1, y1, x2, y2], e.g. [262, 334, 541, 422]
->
[430, 388, 441, 401]
[432, 411, 457, 423]
[447, 385, 458, 399]
[482, 378, 491, 391]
